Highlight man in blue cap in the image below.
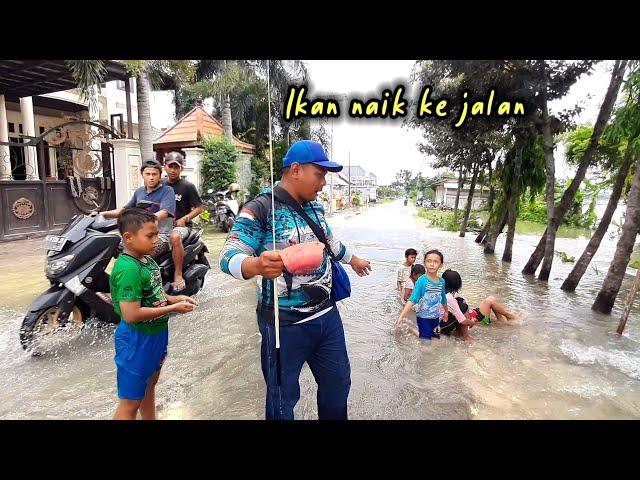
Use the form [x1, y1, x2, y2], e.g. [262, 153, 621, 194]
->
[220, 140, 371, 420]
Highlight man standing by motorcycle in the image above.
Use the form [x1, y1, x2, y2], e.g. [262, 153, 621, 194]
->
[101, 159, 176, 258]
[162, 152, 204, 292]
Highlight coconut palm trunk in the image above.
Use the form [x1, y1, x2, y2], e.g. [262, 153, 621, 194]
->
[592, 154, 640, 313]
[562, 149, 635, 291]
[523, 60, 628, 277]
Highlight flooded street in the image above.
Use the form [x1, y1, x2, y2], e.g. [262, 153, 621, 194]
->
[0, 200, 639, 419]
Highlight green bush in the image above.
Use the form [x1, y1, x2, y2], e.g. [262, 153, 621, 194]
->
[201, 136, 238, 193]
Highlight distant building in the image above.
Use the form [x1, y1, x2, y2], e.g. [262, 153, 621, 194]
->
[432, 174, 491, 210]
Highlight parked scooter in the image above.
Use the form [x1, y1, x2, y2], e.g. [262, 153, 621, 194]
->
[206, 183, 240, 233]
[19, 204, 210, 354]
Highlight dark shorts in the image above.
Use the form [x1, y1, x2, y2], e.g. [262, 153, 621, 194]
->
[114, 321, 168, 400]
[152, 233, 171, 257]
[439, 316, 460, 335]
[416, 317, 441, 339]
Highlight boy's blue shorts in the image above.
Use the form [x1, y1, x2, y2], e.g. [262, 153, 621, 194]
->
[114, 320, 168, 400]
[416, 317, 441, 339]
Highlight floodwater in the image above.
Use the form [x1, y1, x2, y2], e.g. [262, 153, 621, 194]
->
[0, 200, 638, 419]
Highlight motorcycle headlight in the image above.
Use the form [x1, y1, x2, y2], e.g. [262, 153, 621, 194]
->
[45, 254, 75, 276]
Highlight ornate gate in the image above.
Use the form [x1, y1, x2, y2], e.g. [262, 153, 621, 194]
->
[0, 120, 120, 241]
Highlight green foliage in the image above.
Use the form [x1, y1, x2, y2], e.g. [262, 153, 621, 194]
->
[378, 186, 402, 199]
[630, 245, 640, 270]
[352, 191, 362, 207]
[517, 178, 598, 229]
[201, 136, 238, 193]
[417, 209, 460, 231]
[559, 251, 576, 263]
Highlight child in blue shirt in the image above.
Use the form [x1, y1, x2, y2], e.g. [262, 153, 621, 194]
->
[395, 249, 448, 339]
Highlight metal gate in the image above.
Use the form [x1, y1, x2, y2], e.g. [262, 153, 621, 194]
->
[0, 120, 120, 241]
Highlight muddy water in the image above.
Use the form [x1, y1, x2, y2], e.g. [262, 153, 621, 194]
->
[0, 201, 638, 419]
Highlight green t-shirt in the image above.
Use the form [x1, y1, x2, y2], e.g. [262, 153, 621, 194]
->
[110, 253, 169, 334]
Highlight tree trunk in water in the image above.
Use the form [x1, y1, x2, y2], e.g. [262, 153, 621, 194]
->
[453, 165, 464, 222]
[475, 163, 494, 243]
[523, 60, 628, 276]
[617, 267, 640, 334]
[222, 92, 233, 140]
[592, 155, 640, 314]
[476, 221, 491, 243]
[136, 71, 154, 161]
[562, 149, 635, 291]
[484, 209, 508, 254]
[460, 163, 479, 237]
[502, 145, 524, 262]
[539, 86, 558, 281]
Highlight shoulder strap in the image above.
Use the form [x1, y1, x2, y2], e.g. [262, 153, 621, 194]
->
[273, 185, 332, 256]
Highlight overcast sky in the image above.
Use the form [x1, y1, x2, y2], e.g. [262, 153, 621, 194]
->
[150, 60, 615, 185]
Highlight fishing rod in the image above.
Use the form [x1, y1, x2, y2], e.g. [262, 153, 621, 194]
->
[266, 61, 282, 387]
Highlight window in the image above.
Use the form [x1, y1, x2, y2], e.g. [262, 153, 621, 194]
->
[18, 124, 23, 134]
[8, 122, 14, 133]
[116, 79, 136, 94]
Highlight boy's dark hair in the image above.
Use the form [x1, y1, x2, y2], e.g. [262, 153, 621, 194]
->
[442, 269, 462, 294]
[118, 207, 157, 235]
[139, 159, 163, 173]
[424, 249, 444, 264]
[411, 264, 426, 277]
[405, 248, 418, 258]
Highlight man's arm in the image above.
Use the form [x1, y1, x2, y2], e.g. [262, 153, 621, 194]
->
[177, 184, 205, 227]
[319, 203, 371, 276]
[102, 191, 137, 218]
[155, 186, 177, 222]
[101, 208, 123, 219]
[219, 199, 273, 280]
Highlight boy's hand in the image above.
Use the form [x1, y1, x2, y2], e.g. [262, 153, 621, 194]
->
[394, 315, 404, 327]
[172, 301, 195, 314]
[172, 295, 198, 306]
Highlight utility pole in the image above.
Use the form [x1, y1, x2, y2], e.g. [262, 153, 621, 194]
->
[348, 151, 351, 209]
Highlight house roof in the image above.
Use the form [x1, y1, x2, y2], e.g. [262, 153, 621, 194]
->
[153, 105, 255, 154]
[0, 60, 131, 98]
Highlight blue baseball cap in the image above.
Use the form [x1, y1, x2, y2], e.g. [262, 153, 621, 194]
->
[282, 140, 343, 172]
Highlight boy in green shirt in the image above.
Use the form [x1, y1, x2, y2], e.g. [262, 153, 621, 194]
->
[111, 208, 198, 420]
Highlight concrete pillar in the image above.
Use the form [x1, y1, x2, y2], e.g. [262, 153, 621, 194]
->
[112, 138, 141, 207]
[0, 95, 12, 180]
[20, 97, 38, 180]
[182, 147, 204, 192]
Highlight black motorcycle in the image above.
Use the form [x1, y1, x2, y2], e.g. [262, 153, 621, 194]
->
[19, 209, 210, 354]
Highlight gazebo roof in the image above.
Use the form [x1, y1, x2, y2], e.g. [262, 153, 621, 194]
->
[153, 105, 255, 154]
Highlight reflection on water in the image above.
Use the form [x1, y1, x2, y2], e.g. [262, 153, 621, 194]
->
[0, 201, 638, 419]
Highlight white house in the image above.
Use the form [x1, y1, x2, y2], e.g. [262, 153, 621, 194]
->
[432, 174, 491, 210]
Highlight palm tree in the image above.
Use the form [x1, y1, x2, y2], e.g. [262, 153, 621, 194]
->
[176, 60, 309, 143]
[522, 60, 628, 279]
[67, 60, 194, 161]
[562, 95, 640, 292]
[592, 153, 640, 313]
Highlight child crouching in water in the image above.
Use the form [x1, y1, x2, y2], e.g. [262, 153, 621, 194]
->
[403, 264, 426, 303]
[439, 269, 520, 341]
[395, 250, 448, 339]
[440, 269, 477, 341]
